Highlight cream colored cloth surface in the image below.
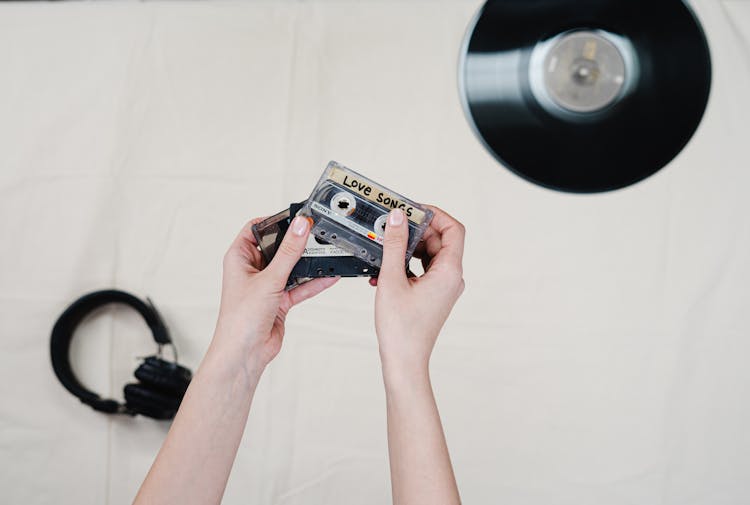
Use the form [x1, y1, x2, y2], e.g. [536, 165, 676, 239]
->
[1, 1, 750, 504]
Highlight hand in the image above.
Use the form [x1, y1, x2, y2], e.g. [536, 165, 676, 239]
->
[135, 216, 338, 505]
[215, 216, 338, 371]
[372, 206, 465, 373]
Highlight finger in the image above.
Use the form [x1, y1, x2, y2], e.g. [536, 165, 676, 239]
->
[379, 209, 410, 286]
[423, 205, 465, 267]
[411, 234, 440, 275]
[421, 234, 442, 263]
[288, 276, 339, 306]
[264, 216, 312, 286]
[227, 217, 268, 268]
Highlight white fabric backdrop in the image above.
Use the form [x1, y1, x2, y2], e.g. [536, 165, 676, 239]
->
[1, 1, 749, 504]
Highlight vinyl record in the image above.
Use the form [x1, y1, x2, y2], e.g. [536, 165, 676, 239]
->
[459, 0, 712, 193]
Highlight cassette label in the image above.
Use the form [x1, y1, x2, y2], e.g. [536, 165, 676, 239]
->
[327, 166, 428, 224]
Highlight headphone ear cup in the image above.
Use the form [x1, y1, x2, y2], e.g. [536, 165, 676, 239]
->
[123, 383, 181, 420]
[126, 357, 191, 420]
[134, 356, 192, 397]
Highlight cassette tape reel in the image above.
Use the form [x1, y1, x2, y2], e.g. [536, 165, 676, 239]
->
[299, 162, 433, 268]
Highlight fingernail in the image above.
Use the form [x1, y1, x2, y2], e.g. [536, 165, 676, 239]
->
[388, 209, 404, 226]
[291, 216, 309, 236]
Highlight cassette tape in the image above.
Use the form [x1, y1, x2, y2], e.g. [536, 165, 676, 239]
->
[299, 161, 434, 268]
[252, 202, 378, 289]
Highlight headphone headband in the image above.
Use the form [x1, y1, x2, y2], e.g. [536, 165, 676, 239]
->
[50, 290, 174, 414]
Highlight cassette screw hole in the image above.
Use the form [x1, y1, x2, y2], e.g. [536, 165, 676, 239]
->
[331, 233, 337, 240]
[320, 230, 326, 236]
[360, 249, 367, 256]
[328, 267, 334, 273]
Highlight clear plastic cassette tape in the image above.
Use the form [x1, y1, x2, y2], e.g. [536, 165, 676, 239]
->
[252, 201, 377, 290]
[299, 161, 434, 268]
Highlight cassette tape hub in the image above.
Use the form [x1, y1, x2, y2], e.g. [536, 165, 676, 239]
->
[299, 161, 434, 268]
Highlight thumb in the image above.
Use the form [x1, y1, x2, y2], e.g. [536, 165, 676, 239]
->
[379, 209, 409, 285]
[264, 216, 311, 286]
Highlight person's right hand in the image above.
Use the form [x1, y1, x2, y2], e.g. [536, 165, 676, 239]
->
[215, 216, 338, 373]
[372, 206, 465, 373]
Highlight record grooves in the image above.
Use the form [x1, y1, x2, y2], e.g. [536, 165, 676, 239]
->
[459, 0, 712, 193]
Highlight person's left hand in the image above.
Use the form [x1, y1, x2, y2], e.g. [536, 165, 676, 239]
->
[214, 216, 338, 371]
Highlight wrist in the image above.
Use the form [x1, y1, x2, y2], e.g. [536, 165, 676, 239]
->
[214, 309, 260, 345]
[380, 357, 431, 393]
[206, 328, 268, 382]
[377, 339, 432, 381]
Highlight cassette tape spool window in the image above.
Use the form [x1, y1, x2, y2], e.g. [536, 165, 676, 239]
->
[331, 191, 357, 216]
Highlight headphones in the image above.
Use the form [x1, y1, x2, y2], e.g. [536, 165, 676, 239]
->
[50, 290, 193, 420]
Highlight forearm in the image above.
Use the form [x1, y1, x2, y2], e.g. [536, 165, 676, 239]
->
[134, 334, 263, 505]
[382, 362, 460, 505]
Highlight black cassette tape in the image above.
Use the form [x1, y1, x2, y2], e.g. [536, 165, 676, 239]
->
[252, 202, 378, 289]
[299, 161, 434, 268]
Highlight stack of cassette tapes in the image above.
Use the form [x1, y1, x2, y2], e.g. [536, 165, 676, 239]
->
[252, 161, 433, 289]
[252, 201, 377, 289]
